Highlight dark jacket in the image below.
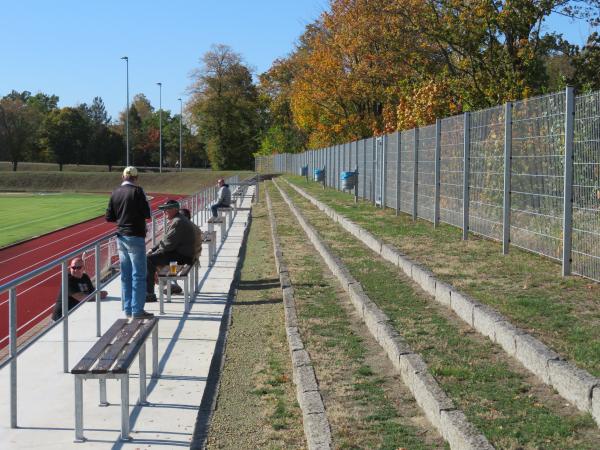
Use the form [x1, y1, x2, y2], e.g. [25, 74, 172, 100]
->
[105, 183, 151, 237]
[151, 212, 196, 259]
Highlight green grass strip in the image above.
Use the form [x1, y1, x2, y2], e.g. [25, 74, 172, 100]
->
[279, 180, 600, 449]
[206, 199, 304, 449]
[268, 182, 444, 450]
[284, 176, 600, 379]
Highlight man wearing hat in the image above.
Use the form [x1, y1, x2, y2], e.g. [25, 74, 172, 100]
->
[145, 199, 196, 302]
[106, 166, 153, 318]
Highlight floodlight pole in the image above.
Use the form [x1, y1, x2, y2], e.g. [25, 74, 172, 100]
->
[178, 97, 183, 172]
[121, 56, 130, 166]
[157, 82, 162, 173]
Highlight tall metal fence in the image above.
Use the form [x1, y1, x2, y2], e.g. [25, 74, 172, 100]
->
[255, 87, 600, 283]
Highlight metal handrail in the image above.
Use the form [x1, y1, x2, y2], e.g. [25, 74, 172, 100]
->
[1, 173, 254, 428]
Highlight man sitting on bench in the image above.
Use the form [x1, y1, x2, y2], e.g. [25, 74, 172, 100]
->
[210, 177, 231, 218]
[146, 199, 195, 302]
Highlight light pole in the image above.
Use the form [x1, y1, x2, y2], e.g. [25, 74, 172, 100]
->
[121, 56, 130, 166]
[178, 97, 183, 172]
[157, 82, 162, 173]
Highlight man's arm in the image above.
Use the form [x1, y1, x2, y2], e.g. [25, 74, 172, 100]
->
[138, 188, 151, 219]
[157, 219, 183, 253]
[105, 196, 116, 222]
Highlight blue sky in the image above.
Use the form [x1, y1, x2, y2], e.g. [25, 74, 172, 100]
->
[0, 1, 594, 121]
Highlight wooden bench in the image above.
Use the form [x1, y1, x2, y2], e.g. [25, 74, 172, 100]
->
[217, 206, 234, 230]
[157, 264, 194, 314]
[71, 317, 159, 442]
[203, 230, 217, 266]
[207, 216, 226, 243]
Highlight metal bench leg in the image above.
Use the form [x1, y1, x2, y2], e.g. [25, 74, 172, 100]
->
[152, 324, 159, 377]
[167, 282, 172, 303]
[159, 279, 165, 315]
[99, 378, 108, 406]
[138, 344, 148, 405]
[74, 376, 85, 442]
[220, 221, 226, 243]
[184, 277, 189, 312]
[120, 374, 131, 441]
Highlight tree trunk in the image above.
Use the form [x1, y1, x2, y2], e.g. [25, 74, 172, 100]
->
[59, 163, 63, 171]
[12, 161, 17, 171]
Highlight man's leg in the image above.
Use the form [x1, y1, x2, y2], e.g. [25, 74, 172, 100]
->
[147, 253, 170, 298]
[129, 237, 148, 315]
[211, 203, 219, 218]
[117, 237, 133, 316]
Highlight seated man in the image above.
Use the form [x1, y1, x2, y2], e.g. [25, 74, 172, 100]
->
[52, 257, 108, 321]
[210, 177, 231, 218]
[146, 199, 196, 302]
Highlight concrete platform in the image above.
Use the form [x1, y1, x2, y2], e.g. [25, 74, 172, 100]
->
[0, 188, 254, 449]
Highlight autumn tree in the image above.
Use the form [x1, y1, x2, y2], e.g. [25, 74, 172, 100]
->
[188, 44, 262, 169]
[41, 107, 90, 170]
[0, 98, 37, 171]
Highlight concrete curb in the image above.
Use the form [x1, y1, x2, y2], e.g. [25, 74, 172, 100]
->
[264, 186, 332, 450]
[274, 180, 493, 450]
[284, 179, 600, 427]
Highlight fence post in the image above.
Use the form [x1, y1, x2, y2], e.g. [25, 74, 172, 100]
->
[9, 287, 17, 428]
[62, 261, 69, 373]
[95, 243, 101, 337]
[462, 112, 471, 240]
[382, 135, 387, 208]
[362, 141, 367, 199]
[562, 86, 575, 276]
[372, 138, 377, 205]
[413, 128, 419, 220]
[502, 102, 513, 254]
[396, 131, 401, 216]
[434, 119, 441, 227]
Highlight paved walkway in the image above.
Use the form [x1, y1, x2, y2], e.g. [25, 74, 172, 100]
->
[0, 188, 254, 449]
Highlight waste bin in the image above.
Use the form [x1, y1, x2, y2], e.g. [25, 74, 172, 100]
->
[300, 165, 308, 176]
[314, 169, 325, 182]
[341, 171, 357, 190]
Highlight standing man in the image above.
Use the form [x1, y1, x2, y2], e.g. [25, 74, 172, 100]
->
[51, 257, 108, 321]
[106, 166, 153, 319]
[210, 177, 231, 218]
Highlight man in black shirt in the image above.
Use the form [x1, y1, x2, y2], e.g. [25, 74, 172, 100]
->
[52, 257, 108, 321]
[106, 166, 153, 319]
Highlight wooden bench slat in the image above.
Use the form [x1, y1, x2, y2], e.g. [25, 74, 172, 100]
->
[158, 264, 192, 277]
[92, 320, 143, 373]
[112, 318, 158, 373]
[71, 319, 128, 374]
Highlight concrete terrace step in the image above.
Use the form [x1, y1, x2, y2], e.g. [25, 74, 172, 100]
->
[0, 187, 255, 449]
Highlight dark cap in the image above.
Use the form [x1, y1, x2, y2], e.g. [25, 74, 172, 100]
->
[158, 199, 180, 210]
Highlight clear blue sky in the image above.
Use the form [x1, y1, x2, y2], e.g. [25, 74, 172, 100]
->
[0, 1, 594, 121]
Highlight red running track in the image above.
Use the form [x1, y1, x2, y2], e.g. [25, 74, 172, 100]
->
[0, 193, 182, 348]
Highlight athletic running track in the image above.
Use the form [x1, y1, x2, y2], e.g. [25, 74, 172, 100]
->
[0, 193, 182, 349]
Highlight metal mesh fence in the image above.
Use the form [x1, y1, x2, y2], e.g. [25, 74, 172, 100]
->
[385, 132, 399, 209]
[573, 92, 600, 280]
[439, 115, 464, 227]
[417, 124, 436, 221]
[469, 105, 505, 241]
[511, 92, 565, 260]
[399, 129, 415, 214]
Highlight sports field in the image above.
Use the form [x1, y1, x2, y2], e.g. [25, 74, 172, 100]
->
[0, 193, 108, 247]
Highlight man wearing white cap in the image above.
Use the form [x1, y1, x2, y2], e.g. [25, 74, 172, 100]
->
[106, 166, 153, 318]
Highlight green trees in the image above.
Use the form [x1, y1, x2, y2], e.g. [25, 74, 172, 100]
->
[41, 107, 90, 171]
[188, 44, 262, 169]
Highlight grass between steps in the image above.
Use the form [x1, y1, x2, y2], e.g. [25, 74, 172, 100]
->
[285, 175, 600, 379]
[205, 199, 304, 450]
[267, 182, 445, 450]
[278, 180, 600, 449]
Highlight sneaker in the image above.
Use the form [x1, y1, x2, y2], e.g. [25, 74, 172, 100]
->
[125, 312, 132, 318]
[164, 283, 183, 295]
[132, 310, 155, 319]
[146, 293, 158, 303]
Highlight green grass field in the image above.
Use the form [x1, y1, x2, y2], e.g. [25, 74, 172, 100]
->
[0, 193, 108, 247]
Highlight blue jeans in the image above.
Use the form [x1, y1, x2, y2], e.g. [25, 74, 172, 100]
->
[117, 235, 147, 315]
[211, 202, 228, 217]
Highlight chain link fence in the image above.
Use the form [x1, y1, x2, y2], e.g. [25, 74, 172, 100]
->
[256, 87, 600, 283]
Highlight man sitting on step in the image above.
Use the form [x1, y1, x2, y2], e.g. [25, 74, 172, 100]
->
[210, 177, 231, 219]
[146, 199, 195, 302]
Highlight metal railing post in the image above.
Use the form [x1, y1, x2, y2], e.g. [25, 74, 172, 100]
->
[396, 131, 401, 216]
[503, 102, 513, 254]
[95, 243, 101, 337]
[62, 261, 69, 373]
[9, 288, 17, 428]
[462, 112, 471, 240]
[434, 119, 441, 226]
[151, 216, 156, 248]
[413, 128, 419, 220]
[562, 86, 575, 276]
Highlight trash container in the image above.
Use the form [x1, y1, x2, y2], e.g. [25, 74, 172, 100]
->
[341, 171, 357, 190]
[314, 169, 325, 182]
[300, 165, 308, 177]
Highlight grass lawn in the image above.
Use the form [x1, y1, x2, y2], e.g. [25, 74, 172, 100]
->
[0, 193, 108, 247]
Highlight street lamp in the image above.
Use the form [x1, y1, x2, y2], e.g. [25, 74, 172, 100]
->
[178, 97, 183, 172]
[157, 82, 162, 173]
[120, 56, 130, 166]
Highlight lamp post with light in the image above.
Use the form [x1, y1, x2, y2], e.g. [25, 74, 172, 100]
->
[178, 97, 183, 172]
[120, 56, 130, 166]
[157, 82, 162, 173]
